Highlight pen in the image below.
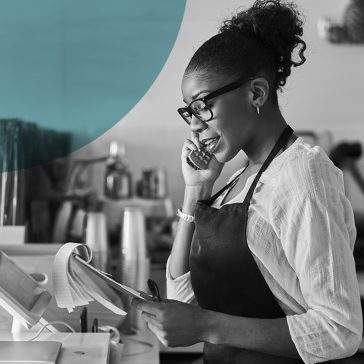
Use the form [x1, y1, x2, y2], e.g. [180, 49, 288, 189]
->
[147, 279, 161, 302]
[80, 307, 88, 333]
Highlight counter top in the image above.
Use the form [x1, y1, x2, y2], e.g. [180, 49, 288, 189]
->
[0, 332, 110, 364]
[0, 330, 160, 364]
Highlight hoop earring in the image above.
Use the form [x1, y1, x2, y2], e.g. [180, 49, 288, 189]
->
[256, 106, 260, 115]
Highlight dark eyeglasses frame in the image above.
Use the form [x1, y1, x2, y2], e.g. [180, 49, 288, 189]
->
[177, 77, 253, 125]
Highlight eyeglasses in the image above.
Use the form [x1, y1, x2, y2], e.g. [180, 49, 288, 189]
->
[177, 77, 252, 125]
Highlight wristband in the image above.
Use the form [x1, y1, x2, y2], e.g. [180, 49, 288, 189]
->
[177, 208, 195, 223]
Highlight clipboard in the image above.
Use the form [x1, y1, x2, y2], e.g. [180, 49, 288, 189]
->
[73, 255, 147, 301]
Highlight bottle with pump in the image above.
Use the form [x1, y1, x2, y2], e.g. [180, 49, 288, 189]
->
[104, 141, 132, 199]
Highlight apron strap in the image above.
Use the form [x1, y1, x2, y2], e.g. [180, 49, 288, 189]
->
[202, 163, 248, 206]
[243, 125, 293, 205]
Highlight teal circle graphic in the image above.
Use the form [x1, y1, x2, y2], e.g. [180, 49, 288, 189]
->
[0, 0, 186, 171]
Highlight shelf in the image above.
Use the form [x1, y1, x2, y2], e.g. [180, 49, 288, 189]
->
[103, 198, 174, 230]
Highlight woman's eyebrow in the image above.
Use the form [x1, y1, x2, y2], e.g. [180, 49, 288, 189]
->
[183, 90, 210, 104]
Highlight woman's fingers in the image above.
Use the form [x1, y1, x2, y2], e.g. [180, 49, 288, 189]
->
[147, 322, 167, 346]
[137, 290, 154, 300]
[140, 311, 162, 328]
[132, 298, 161, 316]
[190, 132, 202, 151]
[181, 139, 199, 160]
[181, 131, 201, 159]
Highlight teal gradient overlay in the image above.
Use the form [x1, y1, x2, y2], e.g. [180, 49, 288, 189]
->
[0, 0, 186, 169]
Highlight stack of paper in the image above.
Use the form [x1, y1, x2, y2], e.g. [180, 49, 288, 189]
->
[52, 243, 145, 314]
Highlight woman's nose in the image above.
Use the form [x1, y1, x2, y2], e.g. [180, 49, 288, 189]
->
[190, 115, 207, 133]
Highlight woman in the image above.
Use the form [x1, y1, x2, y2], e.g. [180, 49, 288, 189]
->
[132, 1, 363, 362]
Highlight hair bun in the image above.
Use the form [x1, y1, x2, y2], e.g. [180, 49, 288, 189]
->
[220, 0, 306, 87]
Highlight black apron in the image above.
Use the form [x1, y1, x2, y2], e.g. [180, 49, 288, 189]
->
[190, 125, 307, 363]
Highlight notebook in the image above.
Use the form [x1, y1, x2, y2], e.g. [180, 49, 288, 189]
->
[52, 243, 146, 314]
[0, 341, 61, 363]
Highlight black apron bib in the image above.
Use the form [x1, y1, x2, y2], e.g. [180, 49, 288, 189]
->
[190, 126, 306, 363]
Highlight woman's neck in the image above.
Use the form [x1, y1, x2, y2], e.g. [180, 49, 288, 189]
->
[243, 110, 289, 165]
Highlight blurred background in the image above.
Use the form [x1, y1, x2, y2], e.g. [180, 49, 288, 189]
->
[1, 0, 364, 264]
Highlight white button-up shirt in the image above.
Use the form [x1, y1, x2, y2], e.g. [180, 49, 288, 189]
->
[166, 138, 363, 363]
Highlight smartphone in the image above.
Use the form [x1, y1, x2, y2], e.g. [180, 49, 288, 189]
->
[186, 146, 213, 170]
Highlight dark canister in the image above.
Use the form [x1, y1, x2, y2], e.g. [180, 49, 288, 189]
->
[136, 168, 167, 199]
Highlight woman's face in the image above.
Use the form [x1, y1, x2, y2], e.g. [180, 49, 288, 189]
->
[181, 72, 256, 163]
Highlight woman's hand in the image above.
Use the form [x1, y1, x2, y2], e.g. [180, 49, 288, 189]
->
[132, 298, 210, 347]
[181, 132, 223, 188]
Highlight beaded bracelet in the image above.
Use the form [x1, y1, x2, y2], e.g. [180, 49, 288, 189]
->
[176, 208, 195, 223]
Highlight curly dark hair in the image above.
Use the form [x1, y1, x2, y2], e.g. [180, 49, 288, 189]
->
[185, 0, 307, 102]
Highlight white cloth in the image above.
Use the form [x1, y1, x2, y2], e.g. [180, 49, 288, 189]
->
[166, 138, 363, 363]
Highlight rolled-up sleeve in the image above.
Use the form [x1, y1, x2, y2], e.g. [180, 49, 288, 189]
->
[273, 160, 363, 363]
[166, 256, 195, 303]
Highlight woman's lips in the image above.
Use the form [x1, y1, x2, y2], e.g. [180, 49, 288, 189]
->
[203, 137, 220, 153]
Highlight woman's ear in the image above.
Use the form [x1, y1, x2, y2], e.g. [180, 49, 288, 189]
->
[248, 77, 269, 108]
